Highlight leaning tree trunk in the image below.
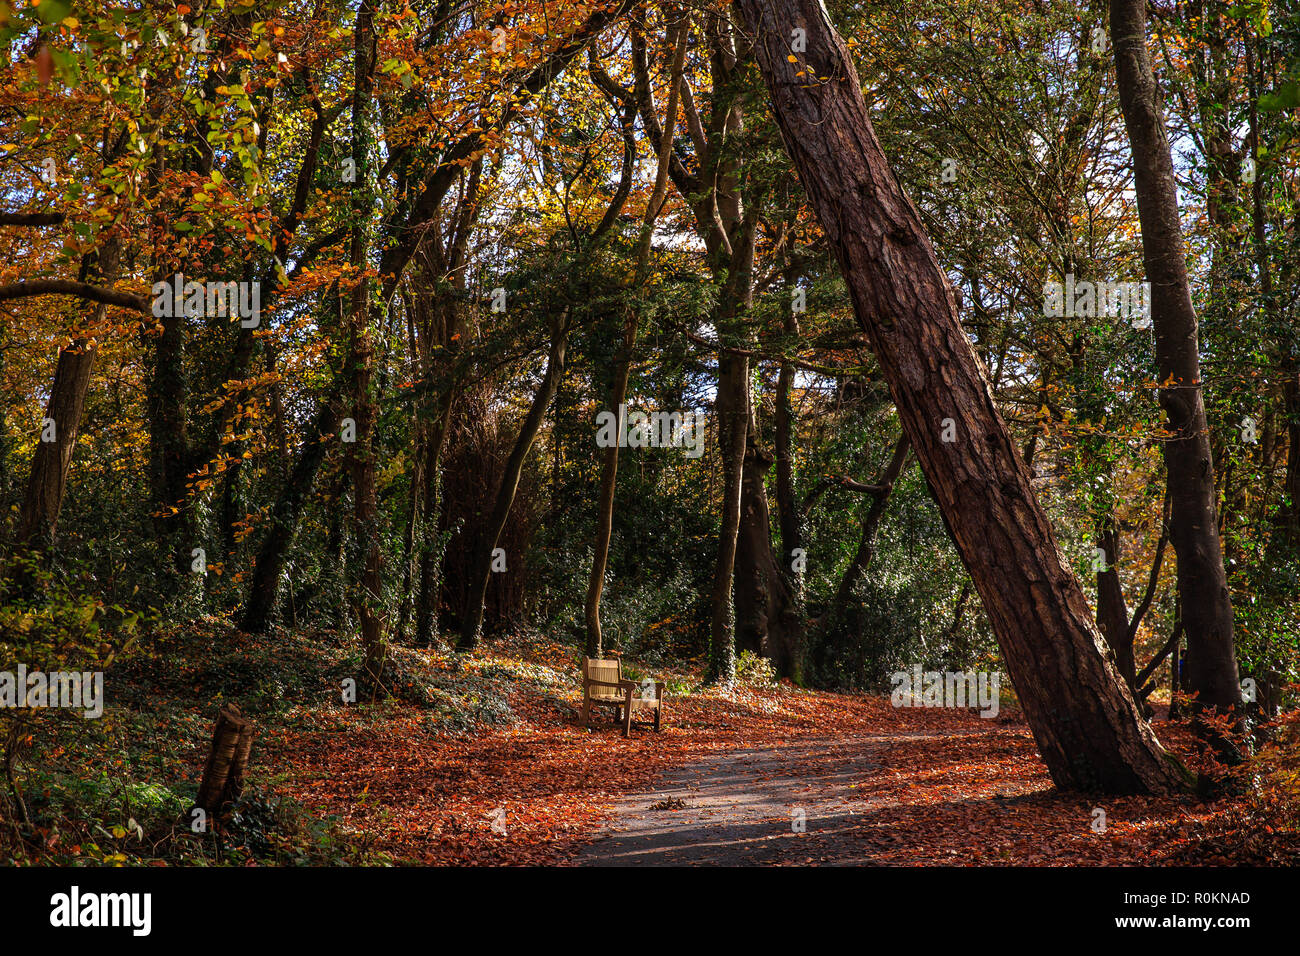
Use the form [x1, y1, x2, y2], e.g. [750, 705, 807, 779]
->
[459, 330, 567, 650]
[829, 436, 911, 621]
[239, 401, 339, 632]
[1110, 0, 1242, 728]
[733, 0, 1189, 793]
[15, 338, 97, 556]
[584, 18, 688, 658]
[585, 353, 632, 658]
[13, 242, 121, 565]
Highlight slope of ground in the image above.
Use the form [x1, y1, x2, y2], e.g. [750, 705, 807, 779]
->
[10, 626, 1294, 867]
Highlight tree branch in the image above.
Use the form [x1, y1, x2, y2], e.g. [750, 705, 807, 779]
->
[0, 213, 65, 227]
[0, 279, 149, 312]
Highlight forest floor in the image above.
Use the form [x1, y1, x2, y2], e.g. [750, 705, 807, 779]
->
[260, 632, 1271, 866]
[13, 626, 1295, 866]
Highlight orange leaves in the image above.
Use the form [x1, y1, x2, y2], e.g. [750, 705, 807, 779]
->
[255, 633, 1244, 867]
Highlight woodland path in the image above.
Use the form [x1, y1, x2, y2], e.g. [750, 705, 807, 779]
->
[576, 735, 884, 865]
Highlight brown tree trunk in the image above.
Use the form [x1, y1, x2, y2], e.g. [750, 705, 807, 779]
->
[584, 19, 687, 658]
[585, 357, 632, 659]
[1096, 523, 1135, 687]
[774, 266, 804, 597]
[346, 1, 387, 688]
[459, 328, 568, 649]
[734, 419, 804, 679]
[15, 339, 97, 556]
[733, 0, 1189, 793]
[413, 391, 454, 647]
[14, 243, 121, 562]
[193, 703, 253, 817]
[1110, 0, 1242, 730]
[706, 349, 749, 685]
[239, 401, 339, 632]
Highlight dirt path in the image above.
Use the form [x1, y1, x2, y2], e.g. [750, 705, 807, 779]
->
[576, 737, 882, 865]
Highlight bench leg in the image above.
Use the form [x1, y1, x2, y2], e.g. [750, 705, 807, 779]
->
[654, 705, 661, 732]
[581, 697, 590, 729]
[623, 692, 633, 738]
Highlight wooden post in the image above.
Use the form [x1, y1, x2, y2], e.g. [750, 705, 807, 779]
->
[194, 704, 254, 817]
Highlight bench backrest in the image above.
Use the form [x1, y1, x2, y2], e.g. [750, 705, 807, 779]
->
[583, 657, 622, 687]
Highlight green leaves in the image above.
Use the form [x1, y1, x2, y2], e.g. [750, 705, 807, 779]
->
[1258, 81, 1300, 114]
[32, 0, 72, 26]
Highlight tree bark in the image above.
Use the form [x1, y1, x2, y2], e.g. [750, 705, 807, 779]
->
[774, 266, 804, 597]
[1110, 0, 1242, 729]
[13, 241, 121, 564]
[734, 416, 804, 679]
[732, 0, 1189, 793]
[458, 328, 568, 649]
[706, 347, 749, 685]
[239, 402, 339, 632]
[413, 390, 455, 646]
[1095, 523, 1135, 687]
[346, 0, 387, 688]
[15, 339, 97, 555]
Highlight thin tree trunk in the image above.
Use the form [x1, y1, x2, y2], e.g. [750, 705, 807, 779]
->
[239, 402, 339, 632]
[706, 348, 749, 685]
[734, 416, 804, 679]
[774, 264, 803, 595]
[830, 436, 910, 620]
[1110, 0, 1242, 735]
[733, 0, 1189, 793]
[459, 328, 568, 649]
[584, 18, 688, 658]
[1095, 522, 1135, 687]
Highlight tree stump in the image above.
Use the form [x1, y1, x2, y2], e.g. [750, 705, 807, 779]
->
[194, 703, 255, 820]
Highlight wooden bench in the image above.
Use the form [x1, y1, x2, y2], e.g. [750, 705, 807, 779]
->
[581, 655, 664, 737]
